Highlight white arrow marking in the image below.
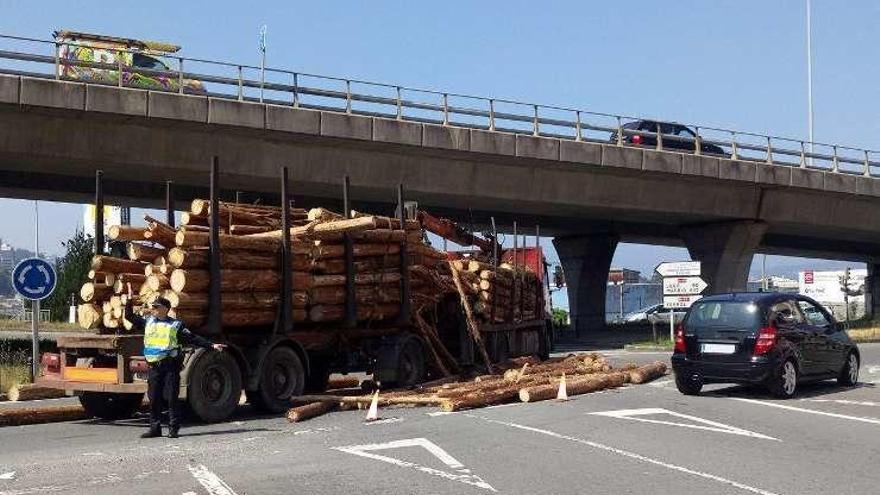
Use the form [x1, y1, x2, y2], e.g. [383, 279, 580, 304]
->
[334, 437, 495, 491]
[187, 465, 239, 495]
[37, 265, 50, 284]
[17, 265, 31, 284]
[655, 261, 701, 277]
[0, 472, 14, 481]
[590, 408, 778, 440]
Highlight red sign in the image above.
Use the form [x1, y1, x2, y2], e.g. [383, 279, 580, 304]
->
[804, 271, 814, 284]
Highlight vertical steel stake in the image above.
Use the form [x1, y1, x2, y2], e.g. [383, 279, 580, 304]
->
[94, 170, 104, 255]
[208, 157, 222, 335]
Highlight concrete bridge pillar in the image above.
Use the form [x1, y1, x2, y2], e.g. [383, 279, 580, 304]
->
[680, 221, 767, 294]
[865, 261, 880, 321]
[553, 234, 619, 336]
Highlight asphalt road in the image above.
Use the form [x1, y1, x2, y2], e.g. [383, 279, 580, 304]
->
[0, 345, 878, 495]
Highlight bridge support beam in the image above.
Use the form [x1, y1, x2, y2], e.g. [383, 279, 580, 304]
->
[680, 220, 767, 294]
[553, 234, 619, 336]
[865, 261, 880, 321]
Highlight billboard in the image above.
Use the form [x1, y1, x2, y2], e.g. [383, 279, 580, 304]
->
[799, 269, 866, 305]
[83, 204, 122, 239]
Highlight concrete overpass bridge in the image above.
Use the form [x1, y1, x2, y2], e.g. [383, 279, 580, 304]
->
[2, 33, 880, 333]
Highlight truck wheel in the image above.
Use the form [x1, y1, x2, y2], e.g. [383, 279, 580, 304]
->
[187, 350, 242, 423]
[79, 392, 143, 420]
[251, 347, 305, 413]
[395, 338, 426, 388]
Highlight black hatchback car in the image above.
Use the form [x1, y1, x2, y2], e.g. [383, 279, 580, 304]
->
[671, 292, 860, 398]
[610, 120, 727, 156]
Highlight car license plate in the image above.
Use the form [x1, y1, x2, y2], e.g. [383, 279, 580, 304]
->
[701, 343, 736, 354]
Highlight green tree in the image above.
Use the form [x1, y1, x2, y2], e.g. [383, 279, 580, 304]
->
[0, 266, 12, 297]
[551, 308, 569, 329]
[45, 230, 93, 321]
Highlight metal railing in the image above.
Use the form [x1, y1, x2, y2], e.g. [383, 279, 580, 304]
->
[1, 32, 879, 178]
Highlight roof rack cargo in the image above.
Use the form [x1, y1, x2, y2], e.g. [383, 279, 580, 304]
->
[53, 30, 181, 54]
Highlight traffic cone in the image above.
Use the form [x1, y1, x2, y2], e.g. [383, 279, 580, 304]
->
[556, 373, 568, 401]
[365, 391, 380, 421]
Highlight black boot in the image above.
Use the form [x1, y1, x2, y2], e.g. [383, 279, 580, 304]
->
[167, 427, 179, 438]
[141, 427, 162, 439]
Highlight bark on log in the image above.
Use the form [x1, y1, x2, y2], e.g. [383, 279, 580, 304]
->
[0, 405, 89, 427]
[90, 256, 145, 274]
[80, 282, 113, 302]
[286, 401, 337, 423]
[172, 309, 299, 328]
[291, 395, 449, 407]
[628, 362, 668, 384]
[146, 274, 170, 292]
[311, 243, 401, 259]
[308, 303, 400, 322]
[518, 372, 627, 403]
[307, 207, 343, 222]
[170, 269, 309, 292]
[229, 224, 276, 235]
[176, 230, 309, 254]
[143, 215, 178, 247]
[107, 225, 147, 242]
[310, 272, 400, 288]
[449, 265, 494, 373]
[327, 376, 361, 390]
[77, 303, 102, 329]
[167, 247, 280, 269]
[308, 285, 400, 305]
[163, 291, 307, 309]
[7, 383, 66, 402]
[126, 242, 166, 262]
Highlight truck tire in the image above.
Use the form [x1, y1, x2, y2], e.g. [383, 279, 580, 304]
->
[250, 347, 305, 413]
[186, 350, 242, 423]
[79, 392, 143, 420]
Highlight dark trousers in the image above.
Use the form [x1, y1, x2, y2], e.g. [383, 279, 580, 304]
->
[147, 356, 183, 429]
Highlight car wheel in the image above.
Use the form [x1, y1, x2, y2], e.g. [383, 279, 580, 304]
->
[675, 373, 703, 396]
[768, 359, 798, 399]
[838, 352, 859, 387]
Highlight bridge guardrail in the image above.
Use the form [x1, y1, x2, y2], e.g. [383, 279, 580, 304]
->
[1, 33, 878, 178]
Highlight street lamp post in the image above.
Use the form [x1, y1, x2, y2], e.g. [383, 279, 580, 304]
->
[806, 0, 814, 162]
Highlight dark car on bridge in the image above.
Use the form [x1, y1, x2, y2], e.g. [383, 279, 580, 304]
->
[610, 120, 727, 156]
[671, 292, 860, 398]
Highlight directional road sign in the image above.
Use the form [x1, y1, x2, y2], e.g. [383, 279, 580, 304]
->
[11, 257, 57, 301]
[663, 276, 708, 296]
[655, 261, 701, 278]
[663, 295, 703, 309]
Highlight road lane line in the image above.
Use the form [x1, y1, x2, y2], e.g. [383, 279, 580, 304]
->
[187, 465, 239, 495]
[800, 398, 880, 407]
[590, 408, 779, 440]
[470, 416, 782, 495]
[733, 398, 880, 425]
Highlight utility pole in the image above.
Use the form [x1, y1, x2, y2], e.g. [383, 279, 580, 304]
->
[30, 201, 40, 382]
[259, 25, 267, 103]
[806, 0, 815, 163]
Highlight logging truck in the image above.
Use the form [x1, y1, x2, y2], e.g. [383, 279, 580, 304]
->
[36, 166, 552, 423]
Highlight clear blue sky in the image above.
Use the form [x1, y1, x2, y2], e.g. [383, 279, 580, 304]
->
[0, 1, 872, 306]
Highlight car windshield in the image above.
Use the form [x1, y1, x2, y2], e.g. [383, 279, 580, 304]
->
[133, 53, 168, 70]
[685, 301, 762, 333]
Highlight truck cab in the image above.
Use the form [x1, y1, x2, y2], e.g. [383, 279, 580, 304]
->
[54, 30, 205, 94]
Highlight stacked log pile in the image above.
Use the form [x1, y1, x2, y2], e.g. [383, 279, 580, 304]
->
[450, 259, 543, 324]
[288, 354, 668, 421]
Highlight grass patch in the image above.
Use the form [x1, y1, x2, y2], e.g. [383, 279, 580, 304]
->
[847, 327, 880, 343]
[0, 362, 29, 395]
[0, 319, 80, 333]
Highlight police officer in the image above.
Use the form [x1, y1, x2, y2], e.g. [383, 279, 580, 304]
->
[125, 284, 225, 438]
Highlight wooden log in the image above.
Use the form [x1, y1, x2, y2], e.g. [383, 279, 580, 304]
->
[79, 282, 113, 303]
[126, 242, 165, 262]
[313, 229, 418, 244]
[0, 405, 89, 427]
[449, 264, 494, 373]
[102, 312, 120, 329]
[628, 362, 668, 384]
[311, 242, 401, 259]
[7, 383, 67, 402]
[310, 272, 400, 288]
[107, 225, 147, 242]
[143, 215, 178, 247]
[90, 255, 145, 274]
[308, 285, 400, 305]
[518, 372, 627, 403]
[229, 224, 276, 235]
[327, 376, 361, 390]
[190, 199, 276, 227]
[176, 230, 309, 254]
[77, 303, 102, 329]
[169, 269, 310, 292]
[163, 291, 307, 310]
[253, 216, 418, 240]
[173, 309, 280, 328]
[308, 303, 400, 322]
[286, 401, 337, 423]
[307, 207, 344, 222]
[167, 247, 281, 269]
[440, 385, 522, 412]
[146, 274, 170, 292]
[291, 394, 449, 408]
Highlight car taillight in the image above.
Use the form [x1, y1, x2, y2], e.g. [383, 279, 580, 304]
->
[673, 325, 686, 353]
[753, 326, 777, 356]
[631, 134, 642, 144]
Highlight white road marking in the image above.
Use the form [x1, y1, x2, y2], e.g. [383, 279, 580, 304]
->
[471, 416, 780, 495]
[427, 411, 453, 417]
[0, 472, 14, 481]
[866, 365, 880, 374]
[801, 398, 880, 407]
[733, 398, 880, 425]
[649, 379, 673, 388]
[334, 437, 495, 491]
[187, 465, 239, 495]
[292, 426, 339, 435]
[590, 408, 778, 441]
[182, 492, 198, 495]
